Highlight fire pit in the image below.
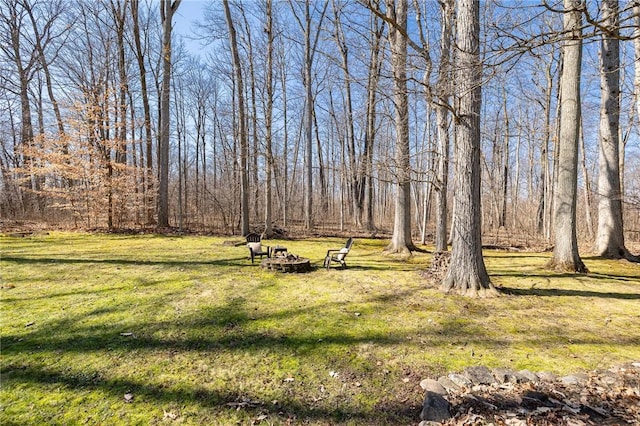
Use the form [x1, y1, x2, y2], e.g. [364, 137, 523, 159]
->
[261, 254, 312, 273]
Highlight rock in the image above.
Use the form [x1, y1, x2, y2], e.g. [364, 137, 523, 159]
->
[516, 370, 539, 383]
[418, 363, 639, 425]
[437, 376, 460, 393]
[464, 365, 495, 385]
[536, 371, 556, 382]
[420, 379, 447, 395]
[420, 391, 452, 422]
[598, 373, 618, 386]
[448, 373, 472, 388]
[560, 373, 588, 386]
[493, 367, 519, 384]
[521, 390, 553, 409]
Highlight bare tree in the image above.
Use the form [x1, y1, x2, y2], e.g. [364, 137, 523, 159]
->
[264, 0, 274, 237]
[332, 0, 360, 227]
[0, 0, 43, 213]
[289, 0, 328, 230]
[441, 0, 497, 297]
[547, 0, 587, 273]
[384, 0, 416, 254]
[594, 0, 639, 261]
[223, 0, 249, 236]
[157, 0, 181, 228]
[131, 0, 155, 225]
[434, 0, 453, 252]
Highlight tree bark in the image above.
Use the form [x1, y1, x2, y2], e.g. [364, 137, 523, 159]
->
[536, 56, 555, 236]
[595, 0, 638, 261]
[547, 0, 587, 273]
[635, 2, 640, 125]
[441, 0, 497, 297]
[362, 10, 384, 232]
[434, 0, 453, 252]
[223, 0, 250, 236]
[579, 119, 593, 239]
[264, 0, 274, 238]
[157, 0, 181, 228]
[1, 0, 39, 213]
[384, 0, 416, 254]
[131, 0, 156, 225]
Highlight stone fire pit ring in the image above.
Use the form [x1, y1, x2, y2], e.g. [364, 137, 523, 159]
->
[260, 254, 312, 273]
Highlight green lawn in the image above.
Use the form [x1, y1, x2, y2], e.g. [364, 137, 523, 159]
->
[1, 232, 639, 425]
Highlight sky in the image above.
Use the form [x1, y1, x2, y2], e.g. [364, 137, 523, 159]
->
[173, 0, 209, 55]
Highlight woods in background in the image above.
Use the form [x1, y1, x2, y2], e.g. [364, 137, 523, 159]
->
[1, 0, 639, 258]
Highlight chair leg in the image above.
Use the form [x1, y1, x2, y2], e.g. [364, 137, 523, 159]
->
[324, 256, 330, 269]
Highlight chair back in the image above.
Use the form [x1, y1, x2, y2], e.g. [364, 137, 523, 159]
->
[336, 238, 354, 260]
[344, 237, 354, 251]
[246, 233, 261, 243]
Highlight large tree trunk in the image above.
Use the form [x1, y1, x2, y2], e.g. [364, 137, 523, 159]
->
[384, 0, 416, 254]
[441, 0, 497, 297]
[595, 0, 639, 261]
[547, 0, 587, 273]
[157, 0, 181, 228]
[434, 0, 453, 253]
[223, 0, 249, 236]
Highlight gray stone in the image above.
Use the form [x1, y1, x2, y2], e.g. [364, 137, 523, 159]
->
[599, 373, 618, 386]
[420, 391, 452, 422]
[517, 370, 539, 383]
[493, 367, 519, 384]
[536, 371, 556, 382]
[448, 373, 473, 388]
[420, 379, 447, 395]
[464, 365, 496, 385]
[437, 376, 460, 393]
[560, 373, 588, 386]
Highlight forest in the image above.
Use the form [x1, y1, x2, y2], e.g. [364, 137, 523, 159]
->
[1, 0, 639, 263]
[2, 2, 640, 423]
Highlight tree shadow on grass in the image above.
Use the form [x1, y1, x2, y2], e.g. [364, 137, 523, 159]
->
[3, 286, 639, 424]
[1, 255, 247, 268]
[1, 364, 419, 424]
[1, 293, 428, 424]
[500, 286, 640, 300]
[493, 269, 640, 283]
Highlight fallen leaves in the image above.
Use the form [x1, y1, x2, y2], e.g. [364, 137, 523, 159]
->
[438, 362, 640, 426]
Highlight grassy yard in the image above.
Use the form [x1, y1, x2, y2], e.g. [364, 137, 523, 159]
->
[1, 232, 639, 425]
